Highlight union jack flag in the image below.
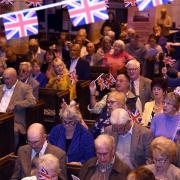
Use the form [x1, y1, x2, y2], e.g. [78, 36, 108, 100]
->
[67, 0, 109, 26]
[38, 166, 51, 180]
[124, 0, 136, 7]
[3, 10, 38, 40]
[26, 0, 43, 7]
[163, 56, 176, 67]
[97, 76, 106, 91]
[69, 70, 78, 84]
[0, 0, 14, 5]
[104, 73, 116, 89]
[136, 0, 173, 11]
[129, 109, 142, 123]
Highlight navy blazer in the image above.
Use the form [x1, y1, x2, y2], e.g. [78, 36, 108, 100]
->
[65, 58, 91, 80]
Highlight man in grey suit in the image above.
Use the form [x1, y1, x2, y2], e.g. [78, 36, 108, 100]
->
[105, 108, 153, 169]
[126, 59, 152, 109]
[0, 67, 36, 147]
[19, 62, 39, 99]
[11, 123, 67, 180]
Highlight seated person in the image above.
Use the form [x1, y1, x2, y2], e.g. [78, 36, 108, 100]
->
[127, 166, 155, 180]
[46, 57, 76, 100]
[105, 108, 153, 169]
[145, 136, 180, 180]
[31, 59, 48, 88]
[0, 68, 36, 148]
[0, 59, 7, 84]
[90, 91, 126, 138]
[104, 40, 133, 77]
[79, 134, 131, 180]
[11, 123, 67, 180]
[151, 92, 180, 141]
[142, 78, 167, 127]
[49, 103, 95, 165]
[19, 62, 39, 99]
[22, 154, 62, 180]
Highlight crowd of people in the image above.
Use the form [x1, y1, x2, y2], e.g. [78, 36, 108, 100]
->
[0, 8, 179, 180]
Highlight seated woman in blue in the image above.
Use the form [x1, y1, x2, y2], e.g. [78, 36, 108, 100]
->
[151, 92, 180, 142]
[49, 102, 95, 165]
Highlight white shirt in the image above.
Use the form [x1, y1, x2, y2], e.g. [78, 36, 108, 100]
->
[69, 58, 79, 73]
[31, 140, 48, 160]
[0, 80, 18, 112]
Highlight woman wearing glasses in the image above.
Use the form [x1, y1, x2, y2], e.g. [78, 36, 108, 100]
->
[49, 103, 95, 165]
[145, 136, 180, 180]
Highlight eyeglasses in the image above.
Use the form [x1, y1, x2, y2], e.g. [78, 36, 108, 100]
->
[19, 69, 28, 73]
[26, 139, 41, 145]
[63, 120, 76, 126]
[153, 157, 168, 164]
[127, 68, 139, 71]
[107, 100, 119, 104]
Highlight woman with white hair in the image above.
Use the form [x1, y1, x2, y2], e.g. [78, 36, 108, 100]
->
[144, 136, 180, 180]
[104, 40, 133, 77]
[49, 103, 95, 165]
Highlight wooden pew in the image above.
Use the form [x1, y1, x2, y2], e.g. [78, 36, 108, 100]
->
[90, 66, 109, 80]
[67, 163, 82, 180]
[84, 119, 96, 129]
[0, 113, 14, 158]
[76, 80, 91, 119]
[26, 100, 45, 128]
[39, 88, 69, 132]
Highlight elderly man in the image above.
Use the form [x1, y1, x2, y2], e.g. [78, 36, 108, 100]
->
[79, 134, 131, 180]
[105, 108, 153, 169]
[0, 68, 36, 148]
[11, 123, 67, 180]
[19, 62, 39, 99]
[65, 43, 91, 80]
[126, 59, 152, 108]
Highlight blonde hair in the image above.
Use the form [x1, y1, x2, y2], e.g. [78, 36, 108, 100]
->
[38, 154, 60, 176]
[52, 57, 68, 75]
[113, 40, 125, 50]
[108, 91, 126, 107]
[20, 61, 32, 71]
[151, 136, 177, 161]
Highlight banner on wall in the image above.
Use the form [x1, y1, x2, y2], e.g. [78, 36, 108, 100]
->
[127, 6, 156, 43]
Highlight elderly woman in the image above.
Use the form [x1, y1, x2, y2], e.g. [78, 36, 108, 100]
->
[151, 92, 180, 141]
[142, 78, 167, 127]
[105, 40, 133, 76]
[49, 104, 95, 165]
[145, 136, 180, 180]
[46, 57, 76, 100]
[22, 154, 61, 180]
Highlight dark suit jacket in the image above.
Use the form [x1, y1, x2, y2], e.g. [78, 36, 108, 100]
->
[79, 155, 131, 180]
[0, 81, 36, 134]
[105, 123, 153, 168]
[66, 58, 91, 80]
[11, 143, 67, 180]
[139, 76, 152, 108]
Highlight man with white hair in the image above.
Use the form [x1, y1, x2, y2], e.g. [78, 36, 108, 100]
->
[105, 108, 153, 169]
[19, 62, 39, 99]
[126, 59, 152, 108]
[79, 134, 131, 180]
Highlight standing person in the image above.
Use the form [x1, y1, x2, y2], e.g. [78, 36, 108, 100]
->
[126, 59, 152, 109]
[157, 8, 172, 38]
[79, 134, 131, 180]
[11, 123, 67, 180]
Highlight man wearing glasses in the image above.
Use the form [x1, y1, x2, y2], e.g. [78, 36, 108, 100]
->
[105, 108, 153, 169]
[11, 123, 67, 180]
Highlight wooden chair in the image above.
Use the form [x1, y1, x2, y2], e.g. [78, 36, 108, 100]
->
[84, 119, 96, 129]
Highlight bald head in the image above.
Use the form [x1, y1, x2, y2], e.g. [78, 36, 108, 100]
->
[27, 123, 47, 152]
[3, 68, 17, 88]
